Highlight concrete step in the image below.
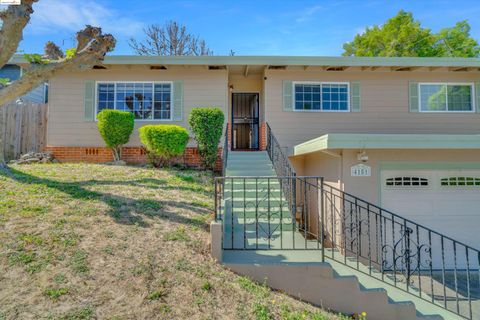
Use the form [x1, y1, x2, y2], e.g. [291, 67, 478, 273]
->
[220, 250, 459, 320]
[226, 169, 276, 176]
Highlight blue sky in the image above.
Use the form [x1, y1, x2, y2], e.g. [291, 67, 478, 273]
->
[14, 0, 480, 56]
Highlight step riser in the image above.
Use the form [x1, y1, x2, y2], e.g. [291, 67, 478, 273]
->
[225, 191, 284, 197]
[226, 170, 276, 176]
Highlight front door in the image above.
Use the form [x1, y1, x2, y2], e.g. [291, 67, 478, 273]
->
[231, 93, 259, 150]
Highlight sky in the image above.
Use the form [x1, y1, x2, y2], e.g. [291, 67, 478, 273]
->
[10, 0, 480, 56]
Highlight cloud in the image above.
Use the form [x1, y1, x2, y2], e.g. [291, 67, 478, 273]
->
[296, 5, 323, 23]
[27, 0, 144, 37]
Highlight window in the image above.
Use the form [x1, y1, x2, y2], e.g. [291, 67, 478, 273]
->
[419, 83, 474, 112]
[96, 82, 172, 120]
[440, 177, 480, 186]
[294, 82, 349, 111]
[386, 177, 429, 187]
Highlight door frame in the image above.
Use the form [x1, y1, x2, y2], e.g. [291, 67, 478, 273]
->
[231, 92, 260, 151]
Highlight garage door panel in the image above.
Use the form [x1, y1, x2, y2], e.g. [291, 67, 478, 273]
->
[381, 169, 480, 269]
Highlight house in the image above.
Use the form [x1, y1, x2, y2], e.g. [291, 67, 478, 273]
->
[9, 54, 480, 319]
[0, 64, 48, 104]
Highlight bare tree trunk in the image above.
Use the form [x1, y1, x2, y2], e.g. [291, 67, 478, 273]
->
[0, 0, 37, 68]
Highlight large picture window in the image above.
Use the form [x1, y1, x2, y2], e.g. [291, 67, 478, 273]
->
[294, 82, 349, 111]
[419, 83, 474, 112]
[97, 82, 172, 120]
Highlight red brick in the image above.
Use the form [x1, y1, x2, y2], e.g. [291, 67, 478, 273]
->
[45, 146, 224, 172]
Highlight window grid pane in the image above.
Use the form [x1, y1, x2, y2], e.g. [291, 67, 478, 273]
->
[97, 82, 172, 120]
[420, 84, 472, 112]
[294, 83, 349, 111]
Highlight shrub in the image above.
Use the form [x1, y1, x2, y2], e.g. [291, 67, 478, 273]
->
[188, 107, 224, 170]
[97, 110, 134, 162]
[139, 125, 189, 167]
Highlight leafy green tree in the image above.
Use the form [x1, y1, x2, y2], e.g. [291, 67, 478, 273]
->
[434, 21, 480, 57]
[343, 10, 479, 57]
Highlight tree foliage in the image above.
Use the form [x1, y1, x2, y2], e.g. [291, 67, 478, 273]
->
[139, 125, 189, 167]
[129, 21, 212, 56]
[343, 10, 480, 57]
[188, 107, 224, 170]
[97, 110, 135, 162]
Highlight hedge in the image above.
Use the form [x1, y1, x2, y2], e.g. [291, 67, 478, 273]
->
[188, 107, 224, 170]
[139, 125, 189, 167]
[97, 109, 135, 162]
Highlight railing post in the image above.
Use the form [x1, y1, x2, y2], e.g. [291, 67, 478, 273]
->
[320, 177, 325, 262]
[214, 179, 218, 221]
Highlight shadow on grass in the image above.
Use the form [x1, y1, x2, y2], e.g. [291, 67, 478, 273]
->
[0, 166, 212, 229]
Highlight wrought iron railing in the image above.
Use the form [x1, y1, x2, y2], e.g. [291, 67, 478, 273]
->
[221, 124, 228, 177]
[214, 175, 480, 319]
[321, 182, 480, 319]
[266, 123, 296, 177]
[265, 123, 297, 219]
[214, 176, 323, 250]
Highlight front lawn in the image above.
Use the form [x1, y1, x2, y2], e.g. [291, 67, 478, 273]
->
[0, 163, 345, 320]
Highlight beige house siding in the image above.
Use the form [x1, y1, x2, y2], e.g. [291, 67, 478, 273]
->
[341, 149, 480, 205]
[293, 148, 480, 205]
[265, 68, 480, 153]
[47, 66, 228, 147]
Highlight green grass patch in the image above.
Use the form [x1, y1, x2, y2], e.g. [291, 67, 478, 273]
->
[44, 287, 69, 300]
[70, 250, 89, 275]
[147, 288, 168, 301]
[253, 302, 273, 320]
[164, 226, 190, 242]
[57, 306, 94, 320]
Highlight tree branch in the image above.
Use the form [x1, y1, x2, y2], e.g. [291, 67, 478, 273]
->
[0, 25, 115, 105]
[0, 0, 37, 69]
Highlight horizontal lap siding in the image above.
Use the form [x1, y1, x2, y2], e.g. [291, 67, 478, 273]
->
[265, 69, 480, 151]
[47, 67, 228, 147]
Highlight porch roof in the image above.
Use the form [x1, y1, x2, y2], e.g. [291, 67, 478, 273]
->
[9, 54, 480, 68]
[293, 133, 480, 156]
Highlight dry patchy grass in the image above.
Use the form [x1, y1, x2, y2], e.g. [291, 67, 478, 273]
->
[0, 163, 348, 320]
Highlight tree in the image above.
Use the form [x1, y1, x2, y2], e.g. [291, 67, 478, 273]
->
[343, 10, 480, 57]
[129, 21, 212, 56]
[0, 0, 116, 166]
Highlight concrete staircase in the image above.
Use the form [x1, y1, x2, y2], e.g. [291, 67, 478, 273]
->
[223, 152, 296, 249]
[213, 151, 462, 320]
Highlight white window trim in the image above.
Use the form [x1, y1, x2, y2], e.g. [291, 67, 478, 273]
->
[292, 81, 351, 112]
[418, 82, 475, 113]
[94, 80, 174, 121]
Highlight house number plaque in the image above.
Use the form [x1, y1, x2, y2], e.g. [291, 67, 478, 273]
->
[351, 164, 371, 177]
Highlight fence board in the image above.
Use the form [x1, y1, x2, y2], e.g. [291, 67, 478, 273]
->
[1, 102, 47, 161]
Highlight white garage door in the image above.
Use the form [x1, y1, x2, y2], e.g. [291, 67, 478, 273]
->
[381, 169, 480, 269]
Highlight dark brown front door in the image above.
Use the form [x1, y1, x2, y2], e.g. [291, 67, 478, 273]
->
[231, 93, 259, 150]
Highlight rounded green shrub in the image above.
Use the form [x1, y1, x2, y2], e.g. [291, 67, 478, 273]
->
[97, 110, 135, 162]
[188, 107, 224, 170]
[139, 125, 189, 167]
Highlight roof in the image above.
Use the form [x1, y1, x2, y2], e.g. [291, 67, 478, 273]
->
[8, 54, 480, 68]
[293, 133, 480, 156]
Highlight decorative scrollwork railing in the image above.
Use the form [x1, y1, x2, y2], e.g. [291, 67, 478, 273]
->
[214, 123, 480, 318]
[214, 175, 480, 319]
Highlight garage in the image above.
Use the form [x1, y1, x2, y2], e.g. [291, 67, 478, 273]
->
[380, 169, 480, 269]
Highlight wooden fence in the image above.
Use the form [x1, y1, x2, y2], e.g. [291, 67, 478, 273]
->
[1, 102, 47, 161]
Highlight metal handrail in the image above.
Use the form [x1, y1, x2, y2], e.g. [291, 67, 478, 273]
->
[266, 122, 296, 177]
[221, 124, 228, 177]
[214, 175, 480, 319]
[214, 122, 479, 318]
